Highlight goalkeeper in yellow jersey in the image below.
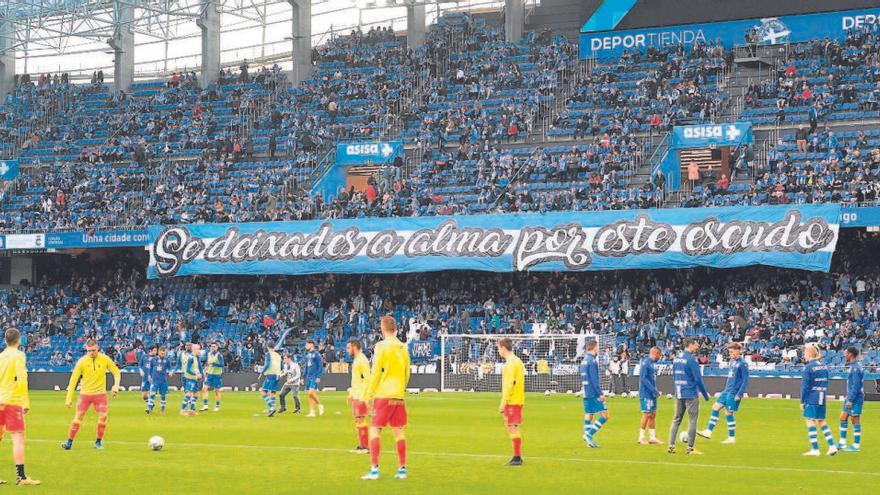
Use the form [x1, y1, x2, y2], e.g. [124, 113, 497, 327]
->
[61, 339, 121, 450]
[0, 328, 39, 485]
[498, 337, 525, 466]
[346, 339, 371, 454]
[361, 316, 410, 481]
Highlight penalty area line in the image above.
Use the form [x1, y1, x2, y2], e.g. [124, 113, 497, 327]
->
[30, 439, 880, 478]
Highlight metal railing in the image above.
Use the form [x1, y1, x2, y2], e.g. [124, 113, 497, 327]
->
[307, 145, 339, 192]
[540, 56, 586, 141]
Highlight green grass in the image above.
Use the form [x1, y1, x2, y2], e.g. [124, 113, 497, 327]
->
[8, 391, 879, 494]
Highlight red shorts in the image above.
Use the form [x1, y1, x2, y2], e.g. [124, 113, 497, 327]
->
[371, 398, 407, 428]
[0, 405, 25, 432]
[503, 404, 523, 426]
[77, 394, 108, 415]
[351, 399, 368, 418]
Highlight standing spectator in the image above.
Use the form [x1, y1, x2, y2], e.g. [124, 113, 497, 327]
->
[795, 125, 809, 153]
[687, 162, 701, 189]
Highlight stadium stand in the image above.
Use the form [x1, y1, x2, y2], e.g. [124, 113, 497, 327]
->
[3, 10, 880, 376]
[8, 230, 880, 374]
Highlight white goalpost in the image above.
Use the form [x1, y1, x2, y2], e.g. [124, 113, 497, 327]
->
[439, 333, 616, 393]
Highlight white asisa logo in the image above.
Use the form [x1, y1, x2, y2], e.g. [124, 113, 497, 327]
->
[345, 142, 395, 158]
[682, 125, 722, 139]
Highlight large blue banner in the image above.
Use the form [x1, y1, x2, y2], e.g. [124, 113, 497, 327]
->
[45, 230, 149, 249]
[147, 205, 840, 278]
[580, 8, 880, 59]
[0, 230, 148, 250]
[336, 141, 403, 166]
[0, 159, 19, 181]
[672, 122, 754, 149]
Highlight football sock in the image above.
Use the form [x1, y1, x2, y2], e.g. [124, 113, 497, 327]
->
[821, 424, 834, 446]
[356, 419, 369, 448]
[588, 416, 607, 436]
[96, 419, 107, 440]
[726, 413, 736, 438]
[394, 432, 407, 467]
[68, 420, 81, 440]
[369, 436, 380, 467]
[807, 425, 819, 450]
[707, 409, 719, 432]
[510, 432, 522, 457]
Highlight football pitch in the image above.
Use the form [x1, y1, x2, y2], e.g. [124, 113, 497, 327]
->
[10, 391, 879, 494]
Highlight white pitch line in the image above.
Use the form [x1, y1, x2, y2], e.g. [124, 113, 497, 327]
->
[29, 439, 880, 478]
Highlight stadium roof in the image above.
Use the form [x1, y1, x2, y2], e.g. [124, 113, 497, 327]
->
[2, 1, 99, 22]
[2, 0, 506, 80]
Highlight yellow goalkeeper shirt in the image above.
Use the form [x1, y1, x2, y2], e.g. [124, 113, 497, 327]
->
[501, 354, 525, 406]
[65, 353, 121, 403]
[349, 353, 371, 399]
[0, 347, 29, 409]
[364, 337, 410, 401]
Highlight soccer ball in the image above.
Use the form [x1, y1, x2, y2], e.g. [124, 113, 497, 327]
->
[544, 390, 552, 396]
[679, 432, 690, 444]
[148, 436, 165, 451]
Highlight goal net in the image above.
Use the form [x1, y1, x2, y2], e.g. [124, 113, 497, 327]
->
[440, 334, 616, 393]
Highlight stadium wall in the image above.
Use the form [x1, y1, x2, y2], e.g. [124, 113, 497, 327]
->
[27, 372, 878, 400]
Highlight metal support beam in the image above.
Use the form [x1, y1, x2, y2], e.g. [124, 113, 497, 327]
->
[108, 1, 134, 92]
[197, 0, 221, 87]
[406, 3, 425, 50]
[288, 0, 312, 86]
[504, 0, 524, 43]
[0, 18, 14, 99]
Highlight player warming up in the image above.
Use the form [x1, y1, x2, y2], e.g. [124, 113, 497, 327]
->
[146, 347, 172, 415]
[497, 337, 525, 466]
[179, 343, 202, 416]
[303, 340, 324, 417]
[278, 354, 302, 414]
[801, 344, 837, 456]
[138, 346, 156, 406]
[698, 342, 749, 444]
[638, 346, 662, 445]
[580, 340, 608, 448]
[668, 339, 710, 455]
[361, 316, 411, 481]
[62, 339, 121, 450]
[347, 339, 371, 453]
[0, 328, 39, 485]
[200, 343, 225, 412]
[259, 346, 282, 417]
[838, 347, 864, 452]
